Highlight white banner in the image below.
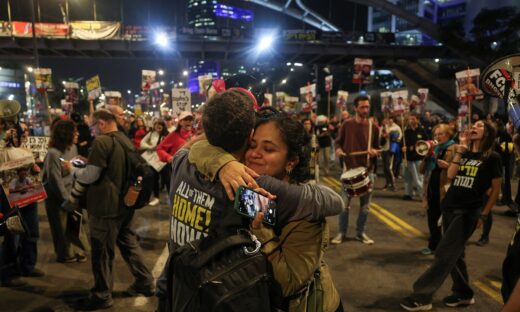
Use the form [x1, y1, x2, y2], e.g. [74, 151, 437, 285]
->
[172, 88, 192, 116]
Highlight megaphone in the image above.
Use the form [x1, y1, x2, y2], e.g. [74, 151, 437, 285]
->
[416, 140, 438, 157]
[481, 54, 520, 131]
[0, 99, 21, 119]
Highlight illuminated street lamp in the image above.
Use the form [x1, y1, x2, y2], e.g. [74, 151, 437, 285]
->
[182, 70, 189, 76]
[155, 32, 170, 48]
[281, 79, 287, 84]
[158, 69, 164, 76]
[27, 66, 34, 73]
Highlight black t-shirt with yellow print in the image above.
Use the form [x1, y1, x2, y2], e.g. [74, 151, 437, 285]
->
[502, 216, 520, 303]
[442, 151, 502, 210]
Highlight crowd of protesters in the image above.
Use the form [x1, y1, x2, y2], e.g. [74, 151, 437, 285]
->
[1, 93, 520, 312]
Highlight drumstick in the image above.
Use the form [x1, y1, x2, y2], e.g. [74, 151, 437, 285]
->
[349, 149, 381, 156]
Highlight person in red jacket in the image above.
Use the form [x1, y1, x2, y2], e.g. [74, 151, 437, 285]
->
[132, 117, 148, 150]
[157, 111, 194, 163]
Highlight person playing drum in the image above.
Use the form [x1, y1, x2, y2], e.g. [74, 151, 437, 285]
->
[331, 95, 380, 245]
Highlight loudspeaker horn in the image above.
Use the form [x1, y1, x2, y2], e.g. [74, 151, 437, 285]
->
[0, 99, 21, 119]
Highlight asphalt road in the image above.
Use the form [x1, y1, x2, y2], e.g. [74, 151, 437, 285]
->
[0, 168, 516, 311]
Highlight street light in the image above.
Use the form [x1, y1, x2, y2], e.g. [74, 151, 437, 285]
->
[182, 70, 188, 76]
[178, 82, 183, 87]
[127, 90, 132, 94]
[281, 79, 287, 84]
[160, 81, 165, 86]
[256, 33, 276, 53]
[158, 69, 164, 76]
[27, 66, 34, 73]
[155, 32, 170, 48]
[261, 78, 267, 84]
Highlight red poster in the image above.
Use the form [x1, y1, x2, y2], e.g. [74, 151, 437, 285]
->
[12, 21, 68, 38]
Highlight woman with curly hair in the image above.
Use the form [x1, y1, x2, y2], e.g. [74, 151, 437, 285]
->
[43, 120, 90, 263]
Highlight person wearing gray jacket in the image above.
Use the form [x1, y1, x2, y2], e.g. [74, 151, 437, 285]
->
[42, 120, 90, 263]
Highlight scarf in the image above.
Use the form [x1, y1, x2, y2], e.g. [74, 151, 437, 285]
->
[425, 139, 455, 172]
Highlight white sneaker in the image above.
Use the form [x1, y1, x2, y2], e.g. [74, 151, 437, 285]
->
[331, 233, 345, 245]
[148, 197, 160, 206]
[355, 233, 374, 245]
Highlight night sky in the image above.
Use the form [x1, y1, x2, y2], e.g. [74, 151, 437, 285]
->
[0, 0, 367, 93]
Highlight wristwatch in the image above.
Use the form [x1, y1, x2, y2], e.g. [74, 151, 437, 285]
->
[479, 214, 489, 222]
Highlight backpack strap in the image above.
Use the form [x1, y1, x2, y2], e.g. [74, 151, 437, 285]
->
[193, 233, 256, 268]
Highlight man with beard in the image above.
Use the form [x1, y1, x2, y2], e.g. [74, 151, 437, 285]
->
[332, 95, 380, 245]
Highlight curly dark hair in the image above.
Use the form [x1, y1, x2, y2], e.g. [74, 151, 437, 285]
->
[202, 89, 255, 153]
[256, 115, 311, 184]
[49, 120, 76, 153]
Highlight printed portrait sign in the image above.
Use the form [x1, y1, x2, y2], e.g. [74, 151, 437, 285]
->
[352, 58, 373, 84]
[336, 91, 349, 109]
[391, 90, 409, 114]
[0, 154, 46, 208]
[34, 68, 53, 92]
[380, 91, 392, 113]
[142, 70, 156, 92]
[325, 75, 333, 92]
[455, 68, 484, 101]
[299, 83, 316, 113]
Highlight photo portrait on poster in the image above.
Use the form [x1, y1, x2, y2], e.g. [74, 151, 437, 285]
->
[34, 68, 53, 92]
[141, 70, 156, 92]
[352, 58, 373, 84]
[325, 75, 333, 92]
[391, 90, 409, 114]
[0, 154, 46, 208]
[336, 90, 349, 110]
[299, 83, 316, 113]
[455, 68, 484, 101]
[275, 92, 287, 112]
[380, 91, 392, 114]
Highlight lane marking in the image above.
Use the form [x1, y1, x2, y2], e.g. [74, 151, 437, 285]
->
[474, 280, 504, 304]
[369, 207, 413, 238]
[133, 243, 169, 307]
[489, 279, 502, 290]
[370, 203, 426, 238]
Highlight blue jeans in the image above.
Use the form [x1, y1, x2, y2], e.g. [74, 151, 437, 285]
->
[404, 160, 423, 198]
[337, 173, 375, 237]
[1, 202, 39, 281]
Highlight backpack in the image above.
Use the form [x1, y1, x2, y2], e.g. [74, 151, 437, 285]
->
[111, 134, 154, 209]
[167, 230, 272, 312]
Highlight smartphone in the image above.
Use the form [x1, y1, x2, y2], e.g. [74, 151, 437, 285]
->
[234, 186, 276, 226]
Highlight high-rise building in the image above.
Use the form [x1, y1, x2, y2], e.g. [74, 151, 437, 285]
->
[188, 0, 219, 28]
[367, 0, 426, 45]
[187, 0, 254, 29]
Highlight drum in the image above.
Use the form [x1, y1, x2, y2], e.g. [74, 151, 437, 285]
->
[340, 167, 372, 197]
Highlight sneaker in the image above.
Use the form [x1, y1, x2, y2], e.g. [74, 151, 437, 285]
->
[420, 247, 433, 255]
[355, 233, 375, 245]
[148, 197, 160, 206]
[330, 233, 346, 245]
[443, 294, 475, 307]
[75, 297, 113, 310]
[400, 297, 432, 311]
[21, 268, 44, 277]
[402, 195, 413, 200]
[57, 256, 77, 263]
[476, 237, 489, 246]
[1, 277, 27, 287]
[125, 283, 156, 297]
